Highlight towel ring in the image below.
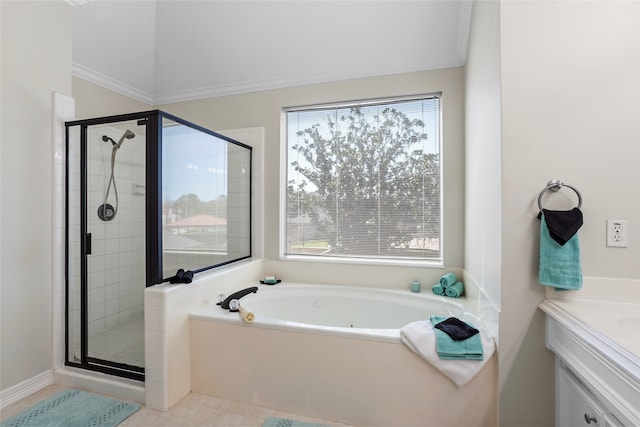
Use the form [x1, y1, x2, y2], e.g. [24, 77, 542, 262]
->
[537, 180, 582, 211]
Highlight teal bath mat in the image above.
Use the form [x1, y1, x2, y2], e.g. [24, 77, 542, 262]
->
[263, 416, 331, 427]
[1, 389, 140, 427]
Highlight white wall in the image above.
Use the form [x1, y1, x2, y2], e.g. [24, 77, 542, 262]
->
[159, 68, 466, 289]
[0, 1, 72, 390]
[463, 3, 503, 417]
[72, 77, 151, 119]
[465, 0, 502, 313]
[498, 1, 640, 425]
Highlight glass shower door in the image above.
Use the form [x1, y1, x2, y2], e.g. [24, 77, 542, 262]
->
[66, 118, 146, 380]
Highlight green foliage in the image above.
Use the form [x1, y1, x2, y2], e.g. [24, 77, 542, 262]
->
[288, 106, 440, 257]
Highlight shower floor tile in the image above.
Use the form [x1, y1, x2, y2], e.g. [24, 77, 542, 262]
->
[73, 313, 145, 368]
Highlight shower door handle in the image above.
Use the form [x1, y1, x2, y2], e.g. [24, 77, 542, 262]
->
[85, 233, 92, 255]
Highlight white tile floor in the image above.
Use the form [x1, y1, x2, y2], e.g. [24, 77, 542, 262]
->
[0, 384, 357, 427]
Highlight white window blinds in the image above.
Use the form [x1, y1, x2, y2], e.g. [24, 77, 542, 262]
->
[285, 95, 441, 262]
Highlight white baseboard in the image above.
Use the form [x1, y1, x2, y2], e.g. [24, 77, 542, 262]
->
[0, 370, 54, 409]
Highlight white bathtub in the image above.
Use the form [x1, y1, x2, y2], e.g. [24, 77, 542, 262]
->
[190, 282, 497, 426]
[194, 283, 470, 340]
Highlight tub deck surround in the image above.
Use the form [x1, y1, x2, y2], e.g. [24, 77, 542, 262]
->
[144, 259, 266, 410]
[143, 261, 499, 419]
[189, 283, 497, 426]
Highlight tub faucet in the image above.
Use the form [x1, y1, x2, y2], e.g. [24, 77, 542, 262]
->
[220, 286, 258, 309]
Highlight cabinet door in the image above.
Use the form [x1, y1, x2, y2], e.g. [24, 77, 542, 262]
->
[558, 366, 606, 426]
[603, 414, 624, 427]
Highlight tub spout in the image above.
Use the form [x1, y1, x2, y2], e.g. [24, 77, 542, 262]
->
[220, 286, 258, 309]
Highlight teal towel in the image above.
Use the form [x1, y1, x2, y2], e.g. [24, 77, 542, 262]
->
[439, 272, 458, 288]
[429, 316, 483, 360]
[539, 214, 582, 291]
[432, 283, 445, 295]
[445, 281, 464, 298]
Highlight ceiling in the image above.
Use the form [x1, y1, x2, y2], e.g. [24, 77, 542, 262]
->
[71, 1, 473, 105]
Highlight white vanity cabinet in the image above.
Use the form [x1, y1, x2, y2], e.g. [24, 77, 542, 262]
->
[540, 300, 640, 427]
[557, 362, 622, 427]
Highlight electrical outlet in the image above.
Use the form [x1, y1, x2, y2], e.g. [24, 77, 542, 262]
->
[606, 219, 628, 248]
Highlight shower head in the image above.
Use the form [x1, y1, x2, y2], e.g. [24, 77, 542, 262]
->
[102, 130, 134, 149]
[114, 129, 135, 149]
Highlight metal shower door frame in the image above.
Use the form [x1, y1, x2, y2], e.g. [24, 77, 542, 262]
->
[65, 111, 153, 381]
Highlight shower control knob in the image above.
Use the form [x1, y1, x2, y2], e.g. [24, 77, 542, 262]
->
[584, 413, 597, 424]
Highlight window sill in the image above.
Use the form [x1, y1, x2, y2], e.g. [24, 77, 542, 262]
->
[280, 254, 445, 269]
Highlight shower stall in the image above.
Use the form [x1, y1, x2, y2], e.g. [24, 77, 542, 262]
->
[65, 111, 252, 381]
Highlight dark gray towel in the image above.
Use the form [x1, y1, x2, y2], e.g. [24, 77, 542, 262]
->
[541, 208, 583, 246]
[433, 317, 479, 341]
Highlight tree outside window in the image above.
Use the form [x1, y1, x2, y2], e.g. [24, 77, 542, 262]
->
[285, 95, 441, 262]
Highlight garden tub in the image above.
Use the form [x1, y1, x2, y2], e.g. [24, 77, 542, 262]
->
[190, 282, 497, 426]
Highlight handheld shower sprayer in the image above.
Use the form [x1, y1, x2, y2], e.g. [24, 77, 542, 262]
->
[102, 129, 135, 149]
[98, 129, 136, 221]
[116, 129, 135, 149]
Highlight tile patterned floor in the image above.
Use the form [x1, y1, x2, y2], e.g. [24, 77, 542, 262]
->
[0, 384, 356, 427]
[72, 314, 145, 368]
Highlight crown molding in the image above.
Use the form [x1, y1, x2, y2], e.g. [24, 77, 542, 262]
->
[72, 62, 153, 105]
[73, 56, 464, 106]
[153, 57, 464, 105]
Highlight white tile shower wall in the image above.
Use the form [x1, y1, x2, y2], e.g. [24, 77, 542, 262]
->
[69, 126, 146, 350]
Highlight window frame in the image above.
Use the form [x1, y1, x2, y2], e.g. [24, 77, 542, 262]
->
[280, 94, 444, 267]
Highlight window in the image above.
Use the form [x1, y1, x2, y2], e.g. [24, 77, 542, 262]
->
[284, 95, 441, 263]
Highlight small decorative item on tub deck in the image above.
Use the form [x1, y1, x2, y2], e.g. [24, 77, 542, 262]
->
[439, 272, 457, 288]
[432, 272, 465, 298]
[410, 280, 421, 293]
[445, 281, 464, 298]
[260, 276, 281, 285]
[238, 304, 254, 323]
[431, 282, 446, 296]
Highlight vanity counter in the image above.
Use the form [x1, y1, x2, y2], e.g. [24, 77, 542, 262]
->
[540, 297, 640, 426]
[540, 298, 640, 372]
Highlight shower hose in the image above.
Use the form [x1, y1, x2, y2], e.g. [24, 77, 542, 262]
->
[101, 146, 119, 220]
